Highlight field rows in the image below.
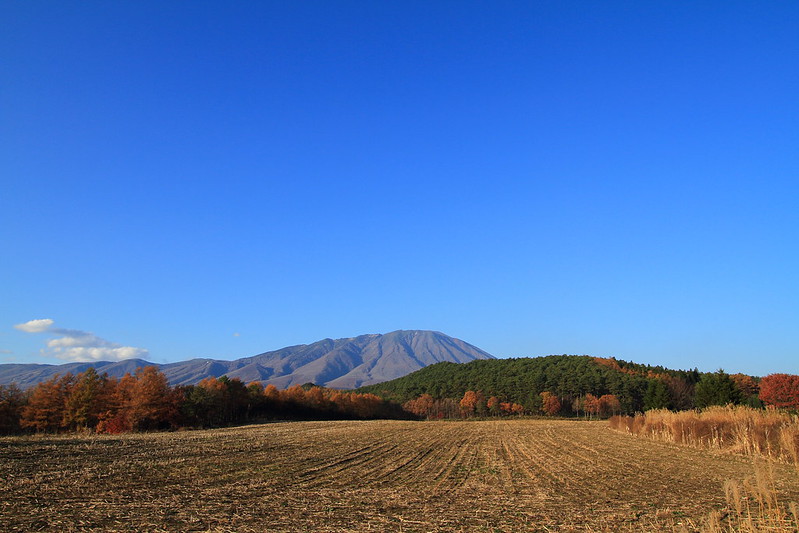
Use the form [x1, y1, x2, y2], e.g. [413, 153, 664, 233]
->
[1, 419, 798, 531]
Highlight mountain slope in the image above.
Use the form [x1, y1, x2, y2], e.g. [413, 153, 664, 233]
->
[0, 330, 494, 389]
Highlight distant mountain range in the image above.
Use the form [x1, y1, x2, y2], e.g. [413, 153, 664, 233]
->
[0, 330, 494, 389]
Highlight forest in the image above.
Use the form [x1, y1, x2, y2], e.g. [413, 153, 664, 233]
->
[1, 356, 797, 434]
[359, 355, 798, 417]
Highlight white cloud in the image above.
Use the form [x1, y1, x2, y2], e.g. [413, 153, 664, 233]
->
[14, 318, 54, 333]
[47, 334, 99, 349]
[51, 345, 148, 362]
[13, 318, 149, 362]
[0, 349, 12, 354]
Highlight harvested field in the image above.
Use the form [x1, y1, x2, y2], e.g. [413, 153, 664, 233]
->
[1, 419, 798, 532]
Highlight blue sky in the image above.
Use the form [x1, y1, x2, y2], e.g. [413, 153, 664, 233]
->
[1, 1, 797, 376]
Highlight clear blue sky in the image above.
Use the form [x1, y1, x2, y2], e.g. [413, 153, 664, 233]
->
[1, 1, 797, 376]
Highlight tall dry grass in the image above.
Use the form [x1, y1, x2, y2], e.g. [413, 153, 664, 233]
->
[609, 406, 799, 466]
[688, 461, 799, 533]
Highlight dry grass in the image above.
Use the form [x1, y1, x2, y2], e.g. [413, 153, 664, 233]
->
[2, 419, 799, 532]
[701, 461, 799, 532]
[609, 406, 799, 465]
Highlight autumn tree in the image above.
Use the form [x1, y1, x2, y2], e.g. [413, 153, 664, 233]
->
[21, 374, 74, 432]
[759, 374, 799, 410]
[731, 374, 758, 398]
[125, 366, 179, 430]
[305, 387, 329, 412]
[97, 372, 135, 433]
[731, 374, 761, 406]
[583, 394, 600, 419]
[598, 394, 621, 417]
[459, 390, 484, 418]
[482, 396, 497, 416]
[404, 394, 435, 418]
[540, 392, 561, 416]
[282, 385, 308, 409]
[348, 392, 383, 418]
[62, 368, 109, 430]
[499, 402, 524, 415]
[263, 384, 280, 404]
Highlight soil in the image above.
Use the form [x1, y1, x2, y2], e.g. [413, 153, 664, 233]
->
[1, 419, 798, 531]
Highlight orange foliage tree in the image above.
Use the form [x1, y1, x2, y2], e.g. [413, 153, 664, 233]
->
[487, 396, 500, 416]
[598, 394, 621, 418]
[63, 368, 111, 430]
[404, 394, 435, 418]
[732, 374, 759, 397]
[459, 390, 484, 417]
[540, 392, 561, 416]
[500, 402, 524, 415]
[759, 374, 799, 409]
[583, 394, 601, 419]
[125, 366, 180, 431]
[20, 374, 74, 432]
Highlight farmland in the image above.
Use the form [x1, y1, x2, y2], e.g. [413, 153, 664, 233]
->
[2, 419, 798, 532]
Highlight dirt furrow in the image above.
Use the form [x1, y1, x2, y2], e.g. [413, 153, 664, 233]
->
[4, 419, 799, 532]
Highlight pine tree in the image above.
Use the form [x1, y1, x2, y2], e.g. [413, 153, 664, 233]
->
[643, 379, 671, 410]
[694, 369, 742, 408]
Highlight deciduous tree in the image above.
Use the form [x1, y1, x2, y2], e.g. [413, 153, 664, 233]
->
[63, 368, 108, 430]
[759, 374, 799, 409]
[21, 374, 74, 432]
[598, 394, 621, 417]
[583, 394, 600, 419]
[126, 366, 178, 430]
[540, 392, 561, 416]
[459, 390, 482, 417]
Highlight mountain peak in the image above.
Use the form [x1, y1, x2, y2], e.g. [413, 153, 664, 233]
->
[0, 330, 494, 389]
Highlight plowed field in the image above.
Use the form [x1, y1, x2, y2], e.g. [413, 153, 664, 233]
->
[2, 419, 798, 531]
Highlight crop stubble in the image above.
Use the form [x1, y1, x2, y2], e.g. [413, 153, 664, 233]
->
[1, 419, 798, 531]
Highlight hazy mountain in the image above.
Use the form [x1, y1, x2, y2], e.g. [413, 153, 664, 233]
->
[0, 330, 494, 389]
[0, 359, 151, 391]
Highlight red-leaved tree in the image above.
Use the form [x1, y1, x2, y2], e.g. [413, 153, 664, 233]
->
[759, 374, 799, 409]
[540, 392, 561, 416]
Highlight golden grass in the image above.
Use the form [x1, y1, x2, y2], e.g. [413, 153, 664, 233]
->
[609, 406, 799, 466]
[688, 461, 799, 533]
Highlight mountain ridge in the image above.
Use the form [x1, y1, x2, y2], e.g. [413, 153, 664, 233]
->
[0, 330, 494, 389]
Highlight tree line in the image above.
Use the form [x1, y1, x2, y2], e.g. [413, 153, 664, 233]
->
[2, 357, 797, 433]
[0, 366, 410, 434]
[403, 389, 624, 420]
[359, 356, 799, 417]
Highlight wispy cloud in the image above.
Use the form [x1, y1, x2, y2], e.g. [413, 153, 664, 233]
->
[0, 349, 12, 354]
[13, 318, 149, 362]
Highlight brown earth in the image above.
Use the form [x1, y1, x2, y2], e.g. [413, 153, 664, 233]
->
[1, 419, 798, 532]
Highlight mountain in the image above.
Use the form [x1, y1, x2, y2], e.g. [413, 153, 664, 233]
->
[0, 359, 152, 391]
[0, 330, 494, 389]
